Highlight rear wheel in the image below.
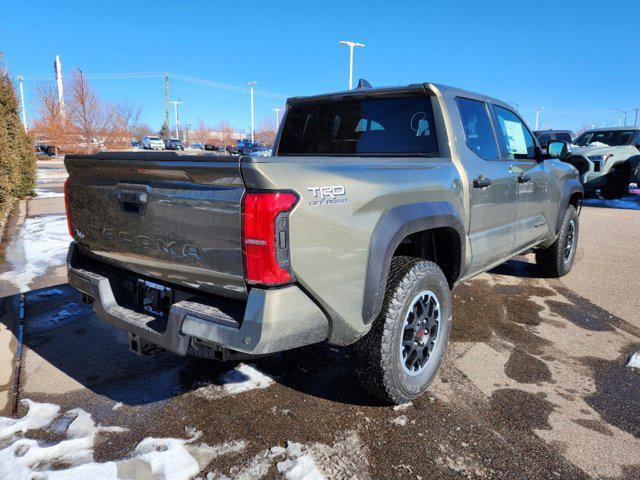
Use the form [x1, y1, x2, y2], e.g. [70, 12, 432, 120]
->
[536, 205, 579, 277]
[601, 167, 630, 199]
[355, 257, 452, 404]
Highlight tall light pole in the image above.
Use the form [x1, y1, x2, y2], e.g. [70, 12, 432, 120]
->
[170, 100, 182, 139]
[17, 76, 27, 131]
[248, 81, 257, 142]
[534, 106, 544, 130]
[634, 107, 640, 127]
[339, 41, 365, 90]
[273, 107, 282, 130]
[54, 55, 65, 116]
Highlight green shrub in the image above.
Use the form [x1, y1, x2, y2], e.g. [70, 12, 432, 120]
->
[0, 59, 36, 210]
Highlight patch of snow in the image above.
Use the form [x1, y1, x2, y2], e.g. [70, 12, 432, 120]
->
[36, 288, 65, 297]
[583, 196, 640, 211]
[391, 415, 408, 426]
[0, 399, 59, 439]
[220, 364, 274, 395]
[34, 189, 65, 199]
[393, 402, 413, 411]
[111, 402, 123, 411]
[0, 400, 245, 480]
[627, 352, 640, 369]
[0, 215, 71, 292]
[197, 364, 274, 399]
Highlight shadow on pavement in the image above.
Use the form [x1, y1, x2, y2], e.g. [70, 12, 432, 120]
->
[2, 283, 384, 408]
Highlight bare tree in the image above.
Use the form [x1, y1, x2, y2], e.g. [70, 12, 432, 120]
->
[255, 117, 277, 146]
[194, 119, 210, 146]
[67, 69, 116, 152]
[31, 83, 72, 154]
[214, 120, 234, 150]
[130, 123, 153, 141]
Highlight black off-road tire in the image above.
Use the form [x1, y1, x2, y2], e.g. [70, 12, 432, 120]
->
[601, 167, 630, 199]
[354, 257, 452, 404]
[535, 205, 579, 277]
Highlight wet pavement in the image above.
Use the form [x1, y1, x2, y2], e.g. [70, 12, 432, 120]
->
[0, 165, 638, 479]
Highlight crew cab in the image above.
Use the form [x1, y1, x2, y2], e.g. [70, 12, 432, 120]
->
[65, 82, 582, 403]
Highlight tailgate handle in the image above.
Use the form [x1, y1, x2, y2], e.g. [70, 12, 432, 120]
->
[116, 187, 149, 214]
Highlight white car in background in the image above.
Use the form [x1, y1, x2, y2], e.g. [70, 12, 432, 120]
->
[142, 136, 165, 150]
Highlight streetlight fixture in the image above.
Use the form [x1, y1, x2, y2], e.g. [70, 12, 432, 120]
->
[170, 100, 182, 139]
[339, 40, 365, 90]
[248, 81, 257, 142]
[16, 76, 27, 131]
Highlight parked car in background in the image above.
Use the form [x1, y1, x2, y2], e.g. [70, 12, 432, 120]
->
[64, 82, 583, 404]
[165, 139, 185, 151]
[189, 143, 204, 150]
[247, 147, 272, 157]
[533, 130, 574, 147]
[142, 136, 165, 150]
[565, 127, 640, 198]
[131, 141, 143, 149]
[204, 143, 218, 151]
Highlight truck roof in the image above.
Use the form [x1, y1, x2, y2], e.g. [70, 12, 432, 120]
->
[583, 126, 640, 133]
[286, 82, 514, 111]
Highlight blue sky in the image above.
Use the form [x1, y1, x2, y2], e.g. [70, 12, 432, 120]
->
[2, 0, 639, 134]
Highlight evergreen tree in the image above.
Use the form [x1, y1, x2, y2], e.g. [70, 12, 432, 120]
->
[159, 121, 170, 140]
[0, 55, 36, 210]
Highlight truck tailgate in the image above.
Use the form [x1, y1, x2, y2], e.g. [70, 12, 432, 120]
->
[65, 152, 246, 299]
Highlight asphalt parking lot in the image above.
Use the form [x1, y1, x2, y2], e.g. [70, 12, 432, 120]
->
[0, 161, 638, 479]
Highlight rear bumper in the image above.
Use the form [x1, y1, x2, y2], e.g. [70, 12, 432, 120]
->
[67, 243, 329, 356]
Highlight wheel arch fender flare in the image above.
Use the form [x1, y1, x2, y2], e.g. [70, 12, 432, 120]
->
[362, 202, 465, 325]
[555, 179, 583, 233]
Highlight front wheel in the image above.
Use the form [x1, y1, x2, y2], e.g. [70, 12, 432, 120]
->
[354, 257, 452, 404]
[536, 205, 579, 277]
[601, 167, 630, 199]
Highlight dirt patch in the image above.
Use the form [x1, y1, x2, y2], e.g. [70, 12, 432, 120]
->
[489, 389, 554, 433]
[504, 349, 552, 384]
[581, 347, 640, 439]
[452, 280, 552, 355]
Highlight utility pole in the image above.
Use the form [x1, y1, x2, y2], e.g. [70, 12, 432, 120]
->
[273, 107, 282, 130]
[339, 41, 365, 90]
[54, 55, 65, 116]
[170, 100, 181, 139]
[248, 81, 257, 142]
[534, 106, 544, 130]
[634, 107, 640, 127]
[164, 73, 170, 133]
[17, 76, 27, 131]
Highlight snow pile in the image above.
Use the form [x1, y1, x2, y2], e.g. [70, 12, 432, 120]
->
[0, 399, 245, 480]
[36, 288, 65, 298]
[627, 352, 640, 369]
[392, 402, 413, 412]
[391, 415, 408, 426]
[0, 215, 71, 292]
[277, 442, 325, 480]
[207, 432, 368, 480]
[34, 189, 65, 199]
[196, 364, 274, 399]
[583, 196, 640, 211]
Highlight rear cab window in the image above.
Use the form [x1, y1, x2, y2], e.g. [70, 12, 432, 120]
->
[555, 132, 573, 143]
[455, 97, 500, 160]
[277, 94, 438, 156]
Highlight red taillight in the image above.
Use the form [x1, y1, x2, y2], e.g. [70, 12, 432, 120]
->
[243, 191, 297, 286]
[64, 177, 73, 238]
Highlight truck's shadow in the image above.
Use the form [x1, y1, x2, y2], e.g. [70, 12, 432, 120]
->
[4, 283, 383, 407]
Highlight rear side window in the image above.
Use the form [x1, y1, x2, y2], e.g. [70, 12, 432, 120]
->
[492, 105, 536, 160]
[456, 98, 499, 160]
[278, 95, 438, 156]
[555, 132, 573, 143]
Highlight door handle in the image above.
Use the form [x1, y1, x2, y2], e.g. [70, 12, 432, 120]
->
[517, 173, 531, 184]
[473, 176, 492, 188]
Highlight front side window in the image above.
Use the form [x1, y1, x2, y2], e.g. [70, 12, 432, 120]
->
[455, 98, 499, 160]
[492, 105, 536, 160]
[278, 95, 438, 156]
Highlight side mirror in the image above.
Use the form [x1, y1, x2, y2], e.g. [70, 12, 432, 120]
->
[547, 140, 571, 160]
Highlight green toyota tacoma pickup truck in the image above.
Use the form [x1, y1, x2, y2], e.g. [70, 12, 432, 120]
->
[65, 82, 583, 404]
